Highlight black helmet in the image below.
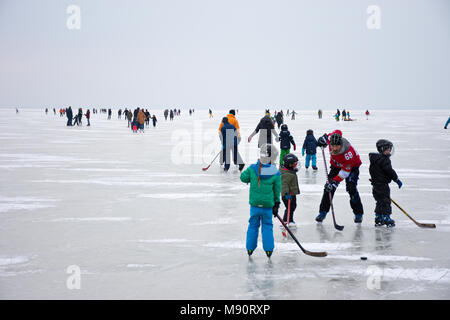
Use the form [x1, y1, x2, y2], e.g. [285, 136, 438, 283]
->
[329, 133, 342, 146]
[376, 139, 394, 154]
[281, 124, 288, 131]
[283, 153, 299, 168]
[229, 109, 235, 115]
[307, 129, 313, 135]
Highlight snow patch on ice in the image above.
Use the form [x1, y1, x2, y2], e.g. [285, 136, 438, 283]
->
[0, 256, 29, 266]
[126, 264, 157, 268]
[138, 193, 235, 199]
[51, 217, 132, 222]
[190, 217, 237, 226]
[327, 254, 432, 262]
[0, 196, 59, 213]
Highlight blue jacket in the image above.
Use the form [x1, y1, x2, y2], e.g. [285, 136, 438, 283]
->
[279, 130, 295, 150]
[221, 122, 237, 148]
[302, 134, 318, 155]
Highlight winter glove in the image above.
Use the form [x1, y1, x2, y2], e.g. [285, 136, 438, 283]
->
[324, 180, 339, 193]
[284, 192, 291, 200]
[396, 179, 403, 189]
[293, 144, 296, 151]
[272, 202, 280, 217]
[317, 134, 328, 148]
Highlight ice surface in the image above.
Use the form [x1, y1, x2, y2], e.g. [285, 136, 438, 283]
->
[0, 108, 449, 299]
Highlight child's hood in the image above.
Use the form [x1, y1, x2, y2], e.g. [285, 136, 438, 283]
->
[250, 161, 280, 180]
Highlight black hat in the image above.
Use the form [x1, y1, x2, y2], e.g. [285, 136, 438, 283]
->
[229, 109, 235, 115]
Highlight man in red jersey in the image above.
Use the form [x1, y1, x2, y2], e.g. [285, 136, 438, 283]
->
[316, 130, 364, 223]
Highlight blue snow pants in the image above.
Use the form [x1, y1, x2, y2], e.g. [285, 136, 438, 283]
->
[246, 206, 274, 252]
[305, 154, 317, 168]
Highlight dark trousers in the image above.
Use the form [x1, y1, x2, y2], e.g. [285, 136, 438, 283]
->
[372, 183, 391, 215]
[319, 166, 364, 215]
[282, 195, 297, 222]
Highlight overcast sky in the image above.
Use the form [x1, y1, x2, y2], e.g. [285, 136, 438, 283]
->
[0, 0, 449, 109]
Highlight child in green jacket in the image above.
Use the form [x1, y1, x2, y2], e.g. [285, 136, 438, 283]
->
[280, 153, 300, 227]
[240, 144, 281, 258]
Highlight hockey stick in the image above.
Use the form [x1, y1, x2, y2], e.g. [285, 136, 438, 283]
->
[282, 196, 291, 238]
[390, 198, 436, 228]
[321, 147, 344, 231]
[202, 150, 222, 171]
[275, 213, 327, 257]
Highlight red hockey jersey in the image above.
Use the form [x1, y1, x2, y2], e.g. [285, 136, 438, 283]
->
[327, 130, 362, 183]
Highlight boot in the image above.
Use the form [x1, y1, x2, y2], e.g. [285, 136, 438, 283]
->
[382, 214, 395, 227]
[375, 213, 383, 226]
[315, 212, 327, 222]
[354, 214, 363, 223]
[265, 251, 273, 258]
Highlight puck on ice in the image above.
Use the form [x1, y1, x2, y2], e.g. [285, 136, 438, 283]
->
[360, 257, 368, 260]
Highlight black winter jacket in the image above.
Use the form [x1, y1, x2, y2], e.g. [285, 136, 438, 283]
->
[369, 153, 399, 184]
[279, 130, 295, 150]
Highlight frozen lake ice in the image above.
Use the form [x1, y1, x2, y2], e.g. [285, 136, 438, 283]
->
[0, 107, 449, 299]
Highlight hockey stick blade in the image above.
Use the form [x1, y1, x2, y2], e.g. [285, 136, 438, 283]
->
[276, 214, 327, 257]
[391, 198, 436, 229]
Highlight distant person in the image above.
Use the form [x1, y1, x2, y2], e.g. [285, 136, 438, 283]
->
[137, 109, 146, 132]
[85, 109, 91, 126]
[302, 129, 318, 170]
[342, 109, 346, 121]
[126, 109, 132, 127]
[291, 110, 297, 120]
[164, 109, 169, 121]
[318, 109, 323, 119]
[445, 117, 450, 129]
[169, 109, 174, 121]
[118, 109, 122, 119]
[45, 108, 48, 114]
[152, 115, 157, 127]
[66, 107, 73, 126]
[365, 110, 370, 120]
[275, 111, 283, 129]
[108, 109, 112, 119]
[248, 111, 279, 148]
[209, 109, 213, 118]
[16, 108, 19, 114]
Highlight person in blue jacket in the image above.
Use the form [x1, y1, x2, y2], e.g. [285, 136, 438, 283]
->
[220, 117, 245, 172]
[445, 117, 450, 129]
[302, 129, 318, 170]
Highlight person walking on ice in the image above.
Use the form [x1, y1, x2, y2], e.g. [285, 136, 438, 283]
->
[240, 144, 281, 258]
[316, 130, 364, 224]
[369, 139, 402, 227]
[445, 116, 450, 129]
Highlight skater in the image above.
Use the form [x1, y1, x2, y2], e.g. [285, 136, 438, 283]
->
[278, 124, 296, 166]
[316, 130, 364, 223]
[137, 108, 146, 132]
[126, 109, 132, 127]
[280, 153, 300, 226]
[302, 129, 318, 170]
[218, 109, 242, 166]
[77, 108, 83, 126]
[85, 109, 90, 126]
[240, 143, 281, 258]
[45, 108, 48, 114]
[209, 109, 213, 118]
[248, 111, 279, 149]
[66, 106, 73, 126]
[108, 109, 112, 119]
[118, 109, 122, 119]
[318, 109, 323, 119]
[152, 114, 157, 127]
[291, 110, 297, 120]
[342, 109, 346, 121]
[220, 117, 245, 172]
[169, 109, 174, 121]
[365, 110, 370, 120]
[445, 116, 450, 129]
[369, 139, 402, 227]
[145, 109, 150, 127]
[275, 111, 283, 129]
[164, 109, 169, 121]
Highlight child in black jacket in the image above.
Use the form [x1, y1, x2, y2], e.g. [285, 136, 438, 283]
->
[278, 124, 296, 166]
[369, 139, 403, 227]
